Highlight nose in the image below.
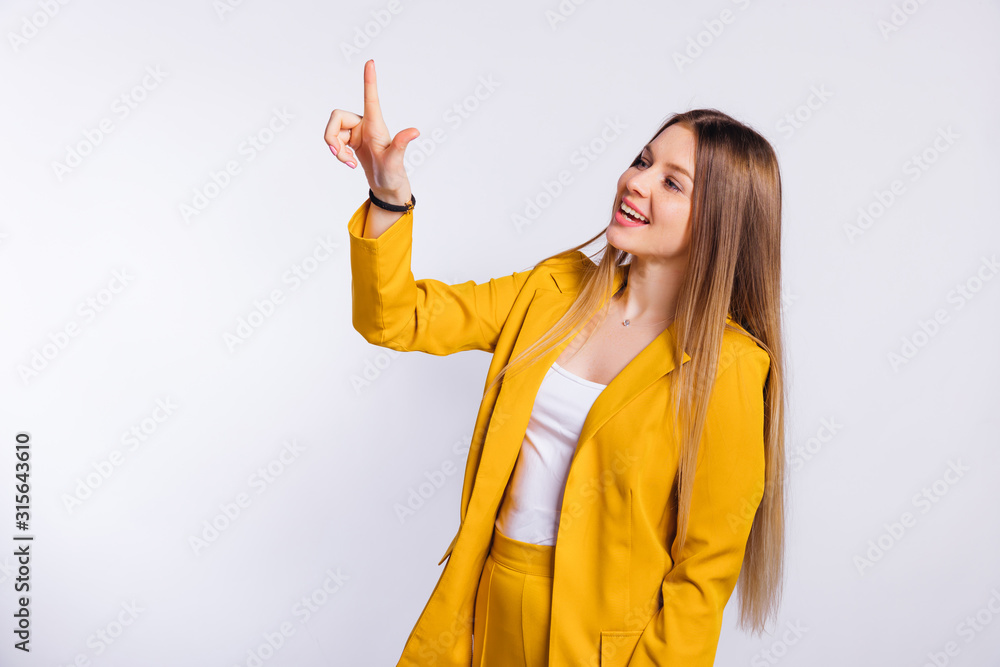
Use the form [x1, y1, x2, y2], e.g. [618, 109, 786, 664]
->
[625, 171, 650, 199]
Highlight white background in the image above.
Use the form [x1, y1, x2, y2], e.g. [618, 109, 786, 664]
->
[2, 0, 999, 665]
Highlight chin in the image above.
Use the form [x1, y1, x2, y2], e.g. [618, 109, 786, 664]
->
[606, 228, 642, 256]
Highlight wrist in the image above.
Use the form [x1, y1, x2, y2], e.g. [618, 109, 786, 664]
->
[369, 187, 415, 213]
[370, 186, 411, 207]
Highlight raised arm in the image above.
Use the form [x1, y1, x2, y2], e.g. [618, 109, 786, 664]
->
[347, 197, 534, 354]
[329, 60, 541, 355]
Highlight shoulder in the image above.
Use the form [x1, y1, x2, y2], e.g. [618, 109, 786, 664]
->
[531, 250, 595, 291]
[534, 249, 593, 272]
[718, 317, 771, 383]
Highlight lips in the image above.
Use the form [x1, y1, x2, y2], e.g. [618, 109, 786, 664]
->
[622, 197, 648, 221]
[619, 198, 649, 224]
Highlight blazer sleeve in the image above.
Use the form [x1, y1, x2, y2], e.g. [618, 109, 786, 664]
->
[627, 345, 770, 667]
[348, 198, 534, 355]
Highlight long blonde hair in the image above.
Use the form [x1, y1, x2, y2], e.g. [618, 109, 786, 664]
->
[484, 109, 786, 634]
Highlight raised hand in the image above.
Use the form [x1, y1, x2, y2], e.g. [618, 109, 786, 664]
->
[324, 59, 419, 205]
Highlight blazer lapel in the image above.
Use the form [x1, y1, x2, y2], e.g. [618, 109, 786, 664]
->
[472, 263, 693, 504]
[546, 266, 693, 458]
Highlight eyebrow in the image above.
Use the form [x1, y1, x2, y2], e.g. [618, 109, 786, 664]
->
[642, 145, 694, 183]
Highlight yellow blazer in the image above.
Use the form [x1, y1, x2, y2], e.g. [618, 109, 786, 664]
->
[348, 199, 770, 667]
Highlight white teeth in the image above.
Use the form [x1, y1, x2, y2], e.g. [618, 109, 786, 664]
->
[620, 201, 648, 223]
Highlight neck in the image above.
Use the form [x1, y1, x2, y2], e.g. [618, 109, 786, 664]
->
[614, 258, 683, 326]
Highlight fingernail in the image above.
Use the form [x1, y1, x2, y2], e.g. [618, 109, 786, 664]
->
[346, 161, 356, 169]
[329, 144, 338, 156]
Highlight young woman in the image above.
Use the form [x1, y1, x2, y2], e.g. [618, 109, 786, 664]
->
[326, 59, 786, 667]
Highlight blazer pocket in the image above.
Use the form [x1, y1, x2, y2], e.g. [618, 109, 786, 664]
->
[600, 630, 643, 667]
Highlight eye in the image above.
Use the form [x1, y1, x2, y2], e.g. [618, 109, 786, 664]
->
[630, 155, 683, 193]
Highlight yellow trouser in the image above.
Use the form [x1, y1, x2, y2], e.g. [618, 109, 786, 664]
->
[473, 525, 555, 667]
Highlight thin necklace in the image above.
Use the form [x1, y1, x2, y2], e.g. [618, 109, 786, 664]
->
[615, 296, 674, 328]
[622, 315, 673, 327]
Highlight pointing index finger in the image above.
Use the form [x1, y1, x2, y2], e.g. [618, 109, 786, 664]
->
[363, 59, 386, 131]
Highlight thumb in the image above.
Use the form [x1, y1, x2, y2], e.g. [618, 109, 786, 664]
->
[390, 127, 420, 155]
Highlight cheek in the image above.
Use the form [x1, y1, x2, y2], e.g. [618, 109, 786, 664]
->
[654, 201, 688, 226]
[653, 204, 692, 245]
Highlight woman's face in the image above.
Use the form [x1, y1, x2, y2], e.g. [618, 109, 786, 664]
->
[607, 122, 697, 262]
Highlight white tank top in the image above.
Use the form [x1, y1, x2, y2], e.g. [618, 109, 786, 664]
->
[494, 361, 607, 546]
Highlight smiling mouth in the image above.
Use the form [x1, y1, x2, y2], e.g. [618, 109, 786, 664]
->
[619, 200, 649, 224]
